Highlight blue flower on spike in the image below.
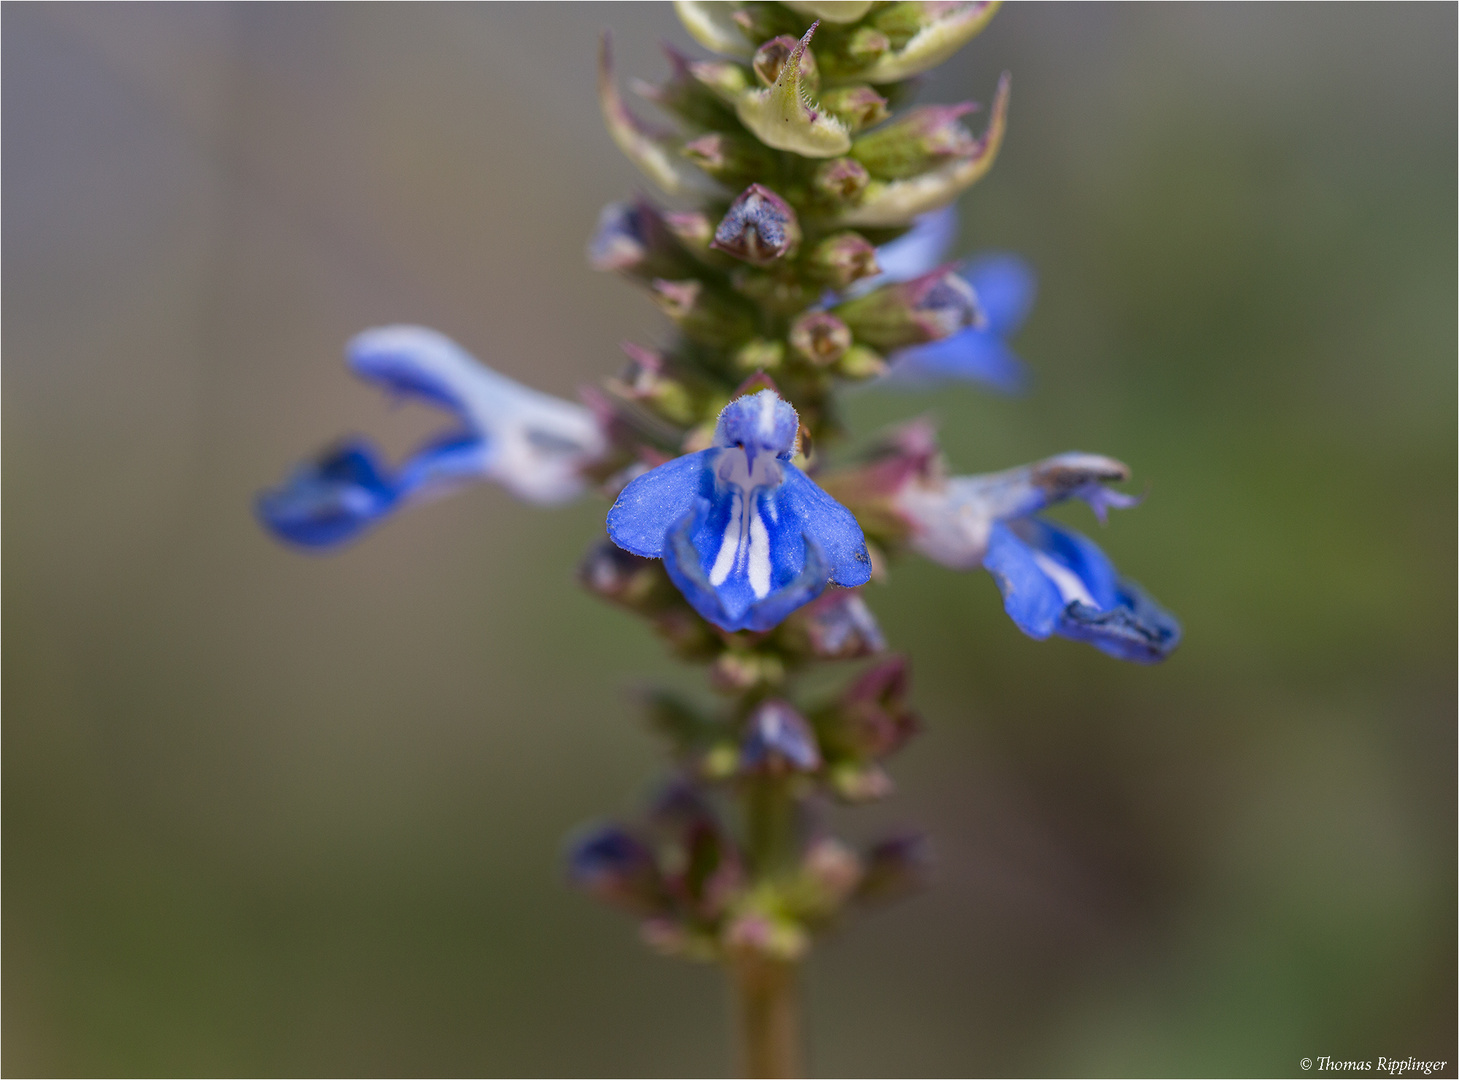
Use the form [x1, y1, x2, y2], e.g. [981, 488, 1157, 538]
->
[257, 326, 606, 549]
[606, 389, 872, 633]
[860, 207, 1037, 393]
[983, 518, 1181, 664]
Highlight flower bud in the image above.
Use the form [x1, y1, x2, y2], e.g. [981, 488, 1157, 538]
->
[852, 103, 978, 180]
[753, 34, 821, 97]
[734, 337, 786, 373]
[682, 132, 777, 187]
[836, 344, 886, 380]
[637, 44, 739, 129]
[820, 84, 889, 132]
[826, 761, 895, 802]
[662, 210, 716, 255]
[710, 650, 786, 694]
[723, 912, 809, 960]
[789, 311, 852, 367]
[829, 654, 921, 760]
[807, 231, 880, 289]
[856, 832, 935, 905]
[608, 342, 697, 426]
[813, 157, 871, 206]
[711, 184, 802, 266]
[839, 73, 1010, 227]
[741, 700, 821, 774]
[834, 265, 983, 350]
[688, 57, 751, 103]
[801, 837, 864, 907]
[650, 278, 755, 344]
[736, 23, 851, 158]
[778, 588, 886, 660]
[567, 824, 667, 915]
[587, 199, 691, 280]
[578, 537, 677, 613]
[845, 26, 890, 66]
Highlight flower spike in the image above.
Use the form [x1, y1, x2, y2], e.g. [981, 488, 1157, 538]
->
[735, 23, 852, 159]
[599, 33, 700, 195]
[839, 72, 1010, 227]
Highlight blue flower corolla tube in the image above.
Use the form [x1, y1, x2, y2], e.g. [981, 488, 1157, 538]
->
[606, 389, 872, 633]
[257, 326, 606, 548]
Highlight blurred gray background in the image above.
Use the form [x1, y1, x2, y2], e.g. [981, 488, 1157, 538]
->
[4, 3, 1455, 1076]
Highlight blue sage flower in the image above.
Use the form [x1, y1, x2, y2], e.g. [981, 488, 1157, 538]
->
[606, 389, 872, 633]
[258, 326, 606, 548]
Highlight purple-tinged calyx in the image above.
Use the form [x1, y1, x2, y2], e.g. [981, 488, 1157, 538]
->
[833, 265, 984, 351]
[711, 184, 802, 266]
[740, 700, 822, 775]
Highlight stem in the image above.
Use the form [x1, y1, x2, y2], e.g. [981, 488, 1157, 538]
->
[732, 953, 802, 1079]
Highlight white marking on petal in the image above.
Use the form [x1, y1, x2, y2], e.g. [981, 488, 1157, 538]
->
[710, 492, 743, 586]
[748, 502, 772, 598]
[1032, 551, 1099, 608]
[757, 391, 777, 439]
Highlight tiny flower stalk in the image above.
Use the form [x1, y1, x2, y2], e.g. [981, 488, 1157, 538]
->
[255, 5, 1181, 1077]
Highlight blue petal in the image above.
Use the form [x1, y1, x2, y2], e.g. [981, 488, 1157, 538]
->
[1059, 577, 1183, 664]
[983, 520, 1063, 638]
[772, 463, 873, 587]
[1016, 518, 1121, 611]
[348, 326, 480, 416]
[256, 440, 400, 548]
[987, 518, 1181, 663]
[883, 329, 1031, 393]
[962, 253, 1036, 338]
[874, 206, 959, 283]
[662, 500, 830, 633]
[606, 449, 716, 558]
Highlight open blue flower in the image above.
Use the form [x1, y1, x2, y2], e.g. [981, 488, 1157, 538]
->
[859, 207, 1037, 393]
[983, 517, 1181, 663]
[606, 389, 872, 633]
[258, 326, 606, 548]
[861, 441, 1178, 662]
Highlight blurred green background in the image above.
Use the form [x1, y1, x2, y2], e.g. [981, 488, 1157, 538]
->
[4, 3, 1454, 1076]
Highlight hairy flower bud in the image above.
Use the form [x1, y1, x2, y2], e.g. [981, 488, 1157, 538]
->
[711, 184, 802, 266]
[807, 231, 880, 289]
[834, 265, 983, 350]
[789, 311, 853, 367]
[820, 84, 890, 133]
[852, 103, 979, 180]
[741, 700, 821, 774]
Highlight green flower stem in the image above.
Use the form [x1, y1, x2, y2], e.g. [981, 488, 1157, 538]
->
[744, 774, 798, 879]
[732, 952, 802, 1079]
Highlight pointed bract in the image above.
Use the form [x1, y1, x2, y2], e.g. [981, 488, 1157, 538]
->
[839, 73, 1010, 227]
[599, 34, 700, 195]
[736, 24, 852, 159]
